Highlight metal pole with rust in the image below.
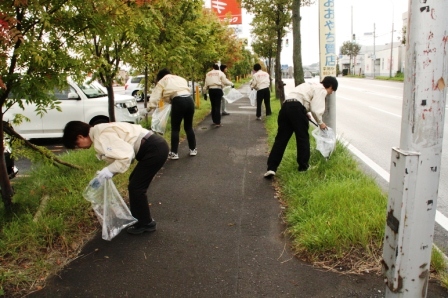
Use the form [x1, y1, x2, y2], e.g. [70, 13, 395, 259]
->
[382, 1, 448, 296]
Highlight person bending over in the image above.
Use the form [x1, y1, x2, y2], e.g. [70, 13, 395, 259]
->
[63, 121, 169, 234]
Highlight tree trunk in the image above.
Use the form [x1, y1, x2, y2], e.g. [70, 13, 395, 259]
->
[275, 29, 285, 103]
[106, 84, 116, 122]
[0, 120, 13, 209]
[292, 0, 304, 86]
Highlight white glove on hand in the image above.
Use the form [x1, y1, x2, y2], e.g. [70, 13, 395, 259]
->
[96, 167, 113, 183]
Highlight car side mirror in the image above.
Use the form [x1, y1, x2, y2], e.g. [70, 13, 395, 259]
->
[68, 92, 80, 100]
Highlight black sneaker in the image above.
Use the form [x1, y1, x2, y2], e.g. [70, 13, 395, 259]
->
[127, 220, 157, 235]
[222, 111, 230, 116]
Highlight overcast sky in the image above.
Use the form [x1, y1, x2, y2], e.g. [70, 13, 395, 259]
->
[235, 0, 409, 66]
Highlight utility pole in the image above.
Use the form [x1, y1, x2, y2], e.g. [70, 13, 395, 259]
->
[389, 22, 394, 78]
[373, 23, 376, 79]
[318, 0, 336, 131]
[382, 1, 448, 297]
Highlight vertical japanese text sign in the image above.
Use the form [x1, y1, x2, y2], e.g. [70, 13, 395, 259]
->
[210, 0, 242, 25]
[319, 0, 336, 77]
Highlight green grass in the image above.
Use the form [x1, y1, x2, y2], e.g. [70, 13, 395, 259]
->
[265, 96, 388, 265]
[431, 247, 448, 288]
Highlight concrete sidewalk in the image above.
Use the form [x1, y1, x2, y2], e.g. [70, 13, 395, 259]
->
[30, 84, 447, 297]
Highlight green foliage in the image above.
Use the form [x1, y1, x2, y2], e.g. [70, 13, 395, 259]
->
[340, 41, 361, 75]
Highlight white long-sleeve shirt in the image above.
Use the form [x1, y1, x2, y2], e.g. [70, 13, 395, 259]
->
[249, 70, 270, 90]
[89, 122, 149, 174]
[203, 69, 232, 92]
[286, 82, 327, 125]
[149, 74, 191, 108]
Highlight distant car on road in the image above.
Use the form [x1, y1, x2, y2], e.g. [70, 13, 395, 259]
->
[125, 75, 151, 102]
[304, 71, 313, 79]
[4, 78, 140, 139]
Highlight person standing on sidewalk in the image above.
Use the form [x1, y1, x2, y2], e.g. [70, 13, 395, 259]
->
[264, 76, 338, 178]
[62, 121, 169, 234]
[203, 63, 233, 127]
[149, 68, 197, 160]
[250, 63, 271, 120]
[220, 64, 230, 116]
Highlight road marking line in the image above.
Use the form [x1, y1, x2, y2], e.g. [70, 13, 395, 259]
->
[369, 106, 401, 118]
[340, 137, 448, 232]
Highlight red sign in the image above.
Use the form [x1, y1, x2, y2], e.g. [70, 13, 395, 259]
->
[210, 0, 242, 25]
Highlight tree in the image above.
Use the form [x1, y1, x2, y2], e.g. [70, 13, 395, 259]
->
[67, 0, 152, 122]
[340, 41, 361, 75]
[291, 0, 314, 86]
[0, 0, 82, 208]
[241, 0, 292, 102]
[250, 16, 278, 81]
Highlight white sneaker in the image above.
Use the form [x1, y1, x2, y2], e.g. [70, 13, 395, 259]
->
[189, 149, 197, 156]
[256, 117, 261, 120]
[264, 170, 275, 178]
[168, 152, 179, 160]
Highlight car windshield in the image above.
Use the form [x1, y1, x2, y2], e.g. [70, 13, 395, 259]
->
[79, 81, 108, 98]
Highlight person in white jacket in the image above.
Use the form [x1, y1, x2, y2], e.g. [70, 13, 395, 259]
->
[62, 121, 169, 235]
[264, 76, 338, 178]
[203, 63, 233, 127]
[249, 63, 272, 120]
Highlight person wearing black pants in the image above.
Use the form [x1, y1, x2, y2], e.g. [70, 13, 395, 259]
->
[256, 87, 271, 119]
[149, 68, 197, 160]
[62, 121, 169, 235]
[250, 63, 272, 120]
[264, 76, 338, 178]
[203, 63, 233, 127]
[170, 94, 196, 157]
[209, 88, 224, 125]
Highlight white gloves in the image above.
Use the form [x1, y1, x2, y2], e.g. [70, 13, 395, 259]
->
[96, 167, 114, 183]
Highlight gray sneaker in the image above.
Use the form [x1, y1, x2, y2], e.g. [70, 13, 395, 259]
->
[168, 152, 179, 160]
[189, 149, 197, 156]
[264, 170, 275, 178]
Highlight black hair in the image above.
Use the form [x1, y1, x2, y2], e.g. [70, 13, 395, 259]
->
[320, 76, 338, 92]
[156, 68, 171, 82]
[220, 64, 227, 71]
[62, 121, 91, 149]
[253, 63, 261, 71]
[212, 64, 219, 70]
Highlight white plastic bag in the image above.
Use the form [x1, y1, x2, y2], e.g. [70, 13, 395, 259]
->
[83, 178, 137, 241]
[312, 126, 336, 159]
[222, 86, 244, 103]
[249, 89, 257, 107]
[151, 104, 172, 135]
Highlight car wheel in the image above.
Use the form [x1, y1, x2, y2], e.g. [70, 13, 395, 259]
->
[132, 91, 144, 102]
[91, 117, 109, 126]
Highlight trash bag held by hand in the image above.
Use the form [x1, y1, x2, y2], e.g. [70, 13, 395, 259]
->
[151, 103, 172, 135]
[83, 178, 137, 241]
[223, 86, 244, 103]
[249, 89, 257, 107]
[312, 127, 336, 159]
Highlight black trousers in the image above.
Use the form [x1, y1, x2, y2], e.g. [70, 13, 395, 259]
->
[256, 87, 271, 117]
[267, 101, 310, 172]
[170, 95, 196, 153]
[129, 133, 169, 225]
[209, 88, 223, 124]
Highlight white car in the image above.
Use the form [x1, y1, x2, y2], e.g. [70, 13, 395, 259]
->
[125, 75, 150, 102]
[4, 78, 140, 139]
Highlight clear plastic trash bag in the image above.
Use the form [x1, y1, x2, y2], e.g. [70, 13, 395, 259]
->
[151, 103, 172, 135]
[223, 86, 244, 103]
[83, 178, 137, 241]
[248, 89, 257, 107]
[312, 126, 336, 159]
